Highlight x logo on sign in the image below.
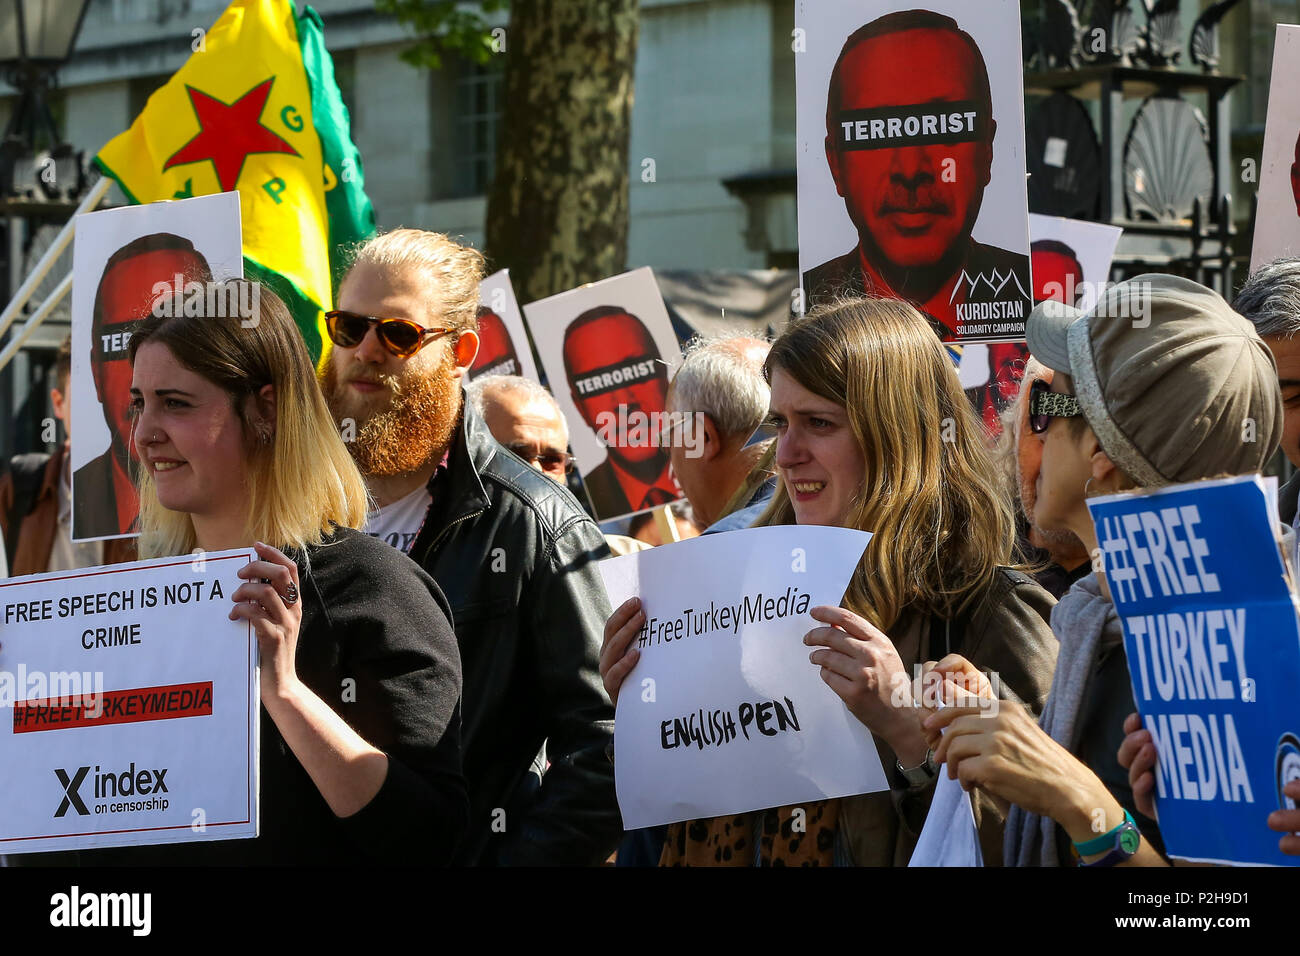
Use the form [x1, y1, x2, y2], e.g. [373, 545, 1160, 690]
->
[54, 767, 90, 817]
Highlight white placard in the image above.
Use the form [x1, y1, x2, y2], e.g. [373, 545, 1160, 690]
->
[70, 193, 244, 543]
[0, 550, 259, 853]
[598, 525, 889, 829]
[523, 267, 684, 520]
[1028, 213, 1123, 312]
[1251, 25, 1300, 270]
[473, 269, 541, 383]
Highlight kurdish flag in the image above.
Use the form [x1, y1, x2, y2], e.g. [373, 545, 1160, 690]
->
[94, 0, 374, 361]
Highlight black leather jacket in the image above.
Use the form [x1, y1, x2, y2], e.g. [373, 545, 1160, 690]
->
[410, 398, 619, 865]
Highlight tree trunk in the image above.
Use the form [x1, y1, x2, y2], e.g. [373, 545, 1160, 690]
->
[485, 0, 639, 303]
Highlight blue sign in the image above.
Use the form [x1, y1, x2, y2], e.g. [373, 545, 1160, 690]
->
[1088, 475, 1300, 866]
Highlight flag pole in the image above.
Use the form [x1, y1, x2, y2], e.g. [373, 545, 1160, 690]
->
[0, 271, 74, 373]
[0, 175, 110, 341]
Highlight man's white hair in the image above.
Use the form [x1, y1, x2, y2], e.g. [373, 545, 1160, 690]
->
[465, 374, 569, 443]
[667, 332, 771, 443]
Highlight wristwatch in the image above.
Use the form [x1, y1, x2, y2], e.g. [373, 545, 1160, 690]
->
[1074, 809, 1141, 866]
[896, 748, 938, 787]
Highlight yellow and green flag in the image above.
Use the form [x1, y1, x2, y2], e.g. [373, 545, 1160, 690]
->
[94, 0, 375, 361]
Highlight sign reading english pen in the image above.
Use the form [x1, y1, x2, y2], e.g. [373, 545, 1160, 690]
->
[0, 551, 259, 853]
[598, 525, 889, 829]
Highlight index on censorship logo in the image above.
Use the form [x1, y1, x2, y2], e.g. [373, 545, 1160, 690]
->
[55, 762, 171, 818]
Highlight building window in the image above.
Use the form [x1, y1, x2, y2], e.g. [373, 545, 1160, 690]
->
[453, 59, 503, 197]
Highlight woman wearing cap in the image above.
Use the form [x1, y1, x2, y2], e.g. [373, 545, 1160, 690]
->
[92, 280, 467, 864]
[925, 274, 1282, 866]
[600, 297, 1059, 866]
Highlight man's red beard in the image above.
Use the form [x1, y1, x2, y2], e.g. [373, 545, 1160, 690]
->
[320, 349, 461, 478]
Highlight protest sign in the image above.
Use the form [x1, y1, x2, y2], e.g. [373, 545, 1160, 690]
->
[0, 550, 259, 853]
[1251, 24, 1300, 270]
[796, 0, 1032, 344]
[598, 525, 889, 829]
[472, 270, 540, 383]
[958, 215, 1121, 429]
[1088, 475, 1300, 866]
[1028, 214, 1122, 312]
[523, 267, 684, 521]
[71, 193, 244, 543]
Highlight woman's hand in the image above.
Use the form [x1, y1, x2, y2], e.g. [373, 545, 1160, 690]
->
[804, 605, 926, 766]
[600, 597, 644, 706]
[1117, 712, 1159, 821]
[229, 541, 304, 706]
[918, 654, 996, 749]
[1268, 780, 1300, 856]
[927, 700, 1089, 821]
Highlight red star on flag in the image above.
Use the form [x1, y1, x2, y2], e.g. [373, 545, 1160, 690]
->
[163, 78, 299, 193]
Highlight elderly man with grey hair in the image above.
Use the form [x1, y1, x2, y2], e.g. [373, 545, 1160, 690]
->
[465, 374, 576, 482]
[664, 333, 774, 534]
[1233, 257, 1300, 524]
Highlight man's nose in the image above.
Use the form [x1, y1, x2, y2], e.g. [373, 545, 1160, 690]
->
[351, 325, 390, 365]
[889, 148, 935, 188]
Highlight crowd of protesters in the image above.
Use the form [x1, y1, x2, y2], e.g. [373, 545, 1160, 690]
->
[3, 226, 1299, 865]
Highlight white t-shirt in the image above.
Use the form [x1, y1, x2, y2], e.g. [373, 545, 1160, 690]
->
[363, 484, 433, 555]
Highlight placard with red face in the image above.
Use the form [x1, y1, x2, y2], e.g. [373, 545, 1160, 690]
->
[523, 268, 685, 522]
[69, 193, 244, 542]
[1251, 24, 1300, 270]
[796, 0, 1032, 344]
[472, 269, 540, 383]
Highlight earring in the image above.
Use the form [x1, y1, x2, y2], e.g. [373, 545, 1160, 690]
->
[259, 429, 272, 445]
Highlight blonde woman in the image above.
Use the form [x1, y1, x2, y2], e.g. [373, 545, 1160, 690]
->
[100, 281, 466, 864]
[602, 297, 1058, 865]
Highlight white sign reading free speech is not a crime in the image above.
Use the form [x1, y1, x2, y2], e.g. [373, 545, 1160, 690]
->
[599, 525, 889, 829]
[0, 551, 259, 853]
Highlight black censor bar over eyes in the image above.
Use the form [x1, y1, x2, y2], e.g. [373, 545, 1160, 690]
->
[835, 100, 987, 151]
[572, 357, 661, 398]
[96, 322, 142, 360]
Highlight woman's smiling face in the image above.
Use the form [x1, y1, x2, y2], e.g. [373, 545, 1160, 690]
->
[768, 365, 866, 528]
[130, 341, 252, 521]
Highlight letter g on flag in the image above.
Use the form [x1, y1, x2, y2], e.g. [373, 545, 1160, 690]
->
[54, 767, 91, 817]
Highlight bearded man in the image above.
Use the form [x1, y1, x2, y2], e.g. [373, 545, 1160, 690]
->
[320, 229, 619, 866]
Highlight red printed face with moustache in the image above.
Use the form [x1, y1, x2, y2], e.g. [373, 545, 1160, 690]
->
[470, 308, 522, 378]
[826, 27, 993, 273]
[564, 312, 669, 467]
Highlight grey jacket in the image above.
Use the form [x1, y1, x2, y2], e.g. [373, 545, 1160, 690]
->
[410, 399, 619, 865]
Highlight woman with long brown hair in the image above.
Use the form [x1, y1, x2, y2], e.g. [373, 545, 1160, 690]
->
[602, 296, 1058, 865]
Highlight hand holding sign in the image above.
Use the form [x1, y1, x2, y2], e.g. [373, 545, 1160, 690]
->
[600, 596, 644, 705]
[1117, 711, 1159, 822]
[1269, 781, 1300, 856]
[228, 542, 304, 703]
[804, 605, 926, 765]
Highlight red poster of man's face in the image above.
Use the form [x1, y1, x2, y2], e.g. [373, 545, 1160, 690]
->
[1031, 249, 1084, 306]
[93, 248, 209, 459]
[471, 308, 522, 378]
[564, 313, 669, 466]
[826, 27, 993, 271]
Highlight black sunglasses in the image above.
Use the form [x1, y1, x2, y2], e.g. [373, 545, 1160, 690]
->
[1028, 378, 1083, 434]
[325, 310, 455, 359]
